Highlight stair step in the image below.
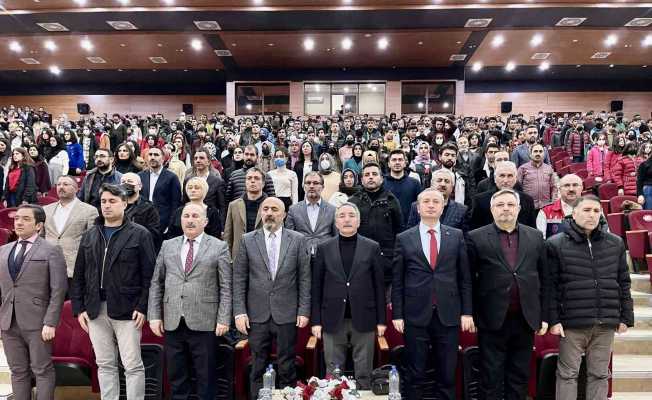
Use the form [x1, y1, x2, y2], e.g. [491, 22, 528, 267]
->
[614, 393, 652, 400]
[612, 354, 652, 392]
[631, 290, 652, 307]
[630, 274, 651, 294]
[614, 329, 652, 354]
[633, 306, 652, 329]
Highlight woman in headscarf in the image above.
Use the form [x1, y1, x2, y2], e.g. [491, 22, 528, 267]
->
[328, 168, 360, 207]
[318, 152, 340, 202]
[409, 141, 438, 190]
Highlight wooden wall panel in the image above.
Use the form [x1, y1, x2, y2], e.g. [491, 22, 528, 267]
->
[0, 95, 226, 119]
[461, 92, 652, 118]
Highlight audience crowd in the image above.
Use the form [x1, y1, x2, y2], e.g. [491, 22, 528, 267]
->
[0, 104, 639, 400]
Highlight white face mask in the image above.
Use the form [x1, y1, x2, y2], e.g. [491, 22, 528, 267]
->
[320, 160, 331, 170]
[597, 140, 606, 146]
[435, 138, 444, 145]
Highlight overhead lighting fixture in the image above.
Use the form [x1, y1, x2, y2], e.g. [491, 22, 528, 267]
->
[377, 37, 389, 50]
[505, 61, 516, 72]
[450, 54, 467, 61]
[36, 22, 69, 32]
[417, 102, 424, 109]
[609, 64, 614, 68]
[80, 39, 93, 51]
[9, 41, 23, 53]
[162, 0, 175, 4]
[464, 18, 492, 28]
[591, 51, 611, 59]
[49, 65, 61, 75]
[215, 49, 232, 57]
[625, 17, 652, 27]
[443, 102, 450, 109]
[642, 35, 652, 47]
[341, 37, 353, 50]
[190, 39, 203, 51]
[193, 21, 221, 31]
[74, 0, 87, 5]
[117, 0, 130, 5]
[538, 61, 550, 71]
[43, 40, 57, 51]
[87, 56, 107, 63]
[556, 17, 586, 27]
[107, 21, 138, 30]
[531, 52, 550, 60]
[20, 58, 40, 65]
[303, 38, 315, 51]
[491, 35, 504, 48]
[246, 103, 253, 110]
[149, 56, 168, 63]
[604, 34, 618, 47]
[530, 34, 543, 47]
[471, 61, 483, 72]
[253, 0, 263, 4]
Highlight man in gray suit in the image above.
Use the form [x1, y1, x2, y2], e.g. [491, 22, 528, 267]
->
[148, 203, 232, 400]
[233, 197, 311, 400]
[0, 204, 68, 400]
[285, 171, 337, 255]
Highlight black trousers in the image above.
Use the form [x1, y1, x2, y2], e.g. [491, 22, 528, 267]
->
[478, 311, 534, 400]
[164, 318, 217, 400]
[248, 318, 297, 400]
[404, 308, 459, 400]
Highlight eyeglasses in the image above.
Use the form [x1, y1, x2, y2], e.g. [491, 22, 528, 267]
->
[561, 183, 582, 188]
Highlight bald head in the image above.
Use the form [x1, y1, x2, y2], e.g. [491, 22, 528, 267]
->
[260, 197, 286, 232]
[559, 174, 583, 205]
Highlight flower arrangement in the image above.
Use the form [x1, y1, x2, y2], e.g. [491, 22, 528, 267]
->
[278, 376, 361, 400]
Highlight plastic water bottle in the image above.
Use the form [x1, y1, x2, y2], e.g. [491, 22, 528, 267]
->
[263, 365, 273, 390]
[389, 366, 401, 399]
[333, 364, 342, 380]
[269, 364, 276, 389]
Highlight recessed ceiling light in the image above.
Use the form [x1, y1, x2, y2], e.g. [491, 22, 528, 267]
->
[149, 57, 168, 63]
[364, 33, 372, 38]
[576, 64, 581, 68]
[193, 21, 221, 31]
[9, 41, 23, 53]
[505, 61, 516, 72]
[163, 0, 174, 4]
[341, 37, 353, 50]
[556, 17, 586, 27]
[471, 61, 483, 72]
[20, 58, 40, 64]
[184, 69, 188, 72]
[450, 54, 467, 61]
[609, 64, 614, 68]
[464, 18, 492, 28]
[303, 38, 315, 51]
[74, 0, 87, 5]
[531, 52, 550, 60]
[117, 0, 129, 5]
[107, 21, 137, 30]
[643, 35, 652, 47]
[253, 0, 263, 4]
[572, 39, 579, 43]
[443, 102, 450, 109]
[49, 65, 61, 75]
[538, 61, 550, 71]
[491, 35, 504, 47]
[152, 69, 157, 72]
[87, 56, 107, 63]
[604, 34, 618, 47]
[120, 43, 127, 47]
[643, 65, 648, 68]
[591, 52, 611, 59]
[215, 49, 231, 56]
[36, 22, 69, 32]
[267, 43, 275, 47]
[625, 17, 652, 27]
[377, 37, 389, 50]
[43, 40, 57, 51]
[418, 41, 424, 45]
[80, 39, 93, 51]
[530, 34, 543, 47]
[157, 43, 163, 47]
[190, 39, 202, 51]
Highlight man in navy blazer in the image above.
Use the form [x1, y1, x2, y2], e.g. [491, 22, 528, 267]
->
[392, 188, 474, 400]
[139, 146, 182, 230]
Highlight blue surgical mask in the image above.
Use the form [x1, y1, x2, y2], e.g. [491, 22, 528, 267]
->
[274, 158, 286, 168]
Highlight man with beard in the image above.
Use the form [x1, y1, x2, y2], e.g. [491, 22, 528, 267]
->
[183, 147, 226, 221]
[517, 143, 557, 210]
[109, 113, 128, 152]
[78, 148, 123, 209]
[434, 143, 475, 207]
[476, 150, 511, 194]
[225, 145, 276, 203]
[233, 197, 310, 399]
[138, 146, 182, 230]
[511, 125, 550, 168]
[536, 174, 583, 238]
[384, 150, 422, 229]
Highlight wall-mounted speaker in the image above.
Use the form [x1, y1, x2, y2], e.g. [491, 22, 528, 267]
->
[77, 103, 90, 115]
[182, 103, 194, 115]
[610, 100, 623, 112]
[500, 101, 512, 114]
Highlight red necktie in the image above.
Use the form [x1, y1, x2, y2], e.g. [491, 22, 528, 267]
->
[184, 239, 194, 273]
[428, 229, 438, 271]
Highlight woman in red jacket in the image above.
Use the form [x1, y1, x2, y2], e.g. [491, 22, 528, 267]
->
[613, 142, 644, 196]
[586, 133, 611, 182]
[605, 136, 626, 182]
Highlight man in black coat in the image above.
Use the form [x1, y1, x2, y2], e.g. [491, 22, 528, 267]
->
[120, 172, 162, 252]
[392, 188, 474, 400]
[547, 195, 634, 400]
[468, 161, 537, 230]
[310, 202, 385, 389]
[109, 113, 128, 152]
[139, 146, 182, 230]
[467, 188, 549, 400]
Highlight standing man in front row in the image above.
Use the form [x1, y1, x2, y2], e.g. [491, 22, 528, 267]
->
[233, 197, 311, 400]
[467, 189, 550, 400]
[0, 205, 68, 400]
[311, 202, 386, 389]
[148, 203, 232, 400]
[392, 189, 474, 400]
[71, 184, 156, 400]
[547, 195, 634, 400]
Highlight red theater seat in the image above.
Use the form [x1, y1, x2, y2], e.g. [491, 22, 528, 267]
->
[598, 182, 618, 200]
[38, 196, 59, 206]
[0, 208, 17, 231]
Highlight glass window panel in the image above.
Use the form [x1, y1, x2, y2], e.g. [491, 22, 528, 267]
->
[359, 83, 386, 115]
[304, 83, 331, 115]
[235, 83, 289, 115]
[401, 82, 455, 115]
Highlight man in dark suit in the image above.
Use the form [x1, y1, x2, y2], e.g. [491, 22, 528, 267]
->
[467, 188, 550, 400]
[285, 171, 337, 255]
[0, 205, 68, 400]
[139, 146, 183, 230]
[392, 188, 474, 400]
[468, 161, 537, 230]
[311, 202, 385, 389]
[406, 168, 468, 232]
[233, 197, 311, 399]
[183, 147, 227, 222]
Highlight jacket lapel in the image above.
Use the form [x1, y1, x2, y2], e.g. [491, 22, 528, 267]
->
[332, 238, 348, 281]
[274, 229, 292, 278]
[255, 230, 270, 273]
[173, 236, 184, 274]
[411, 227, 432, 271]
[513, 225, 528, 271]
[16, 237, 41, 281]
[300, 202, 312, 232]
[346, 238, 365, 281]
[487, 228, 513, 274]
[237, 199, 246, 227]
[59, 200, 82, 235]
[188, 235, 209, 274]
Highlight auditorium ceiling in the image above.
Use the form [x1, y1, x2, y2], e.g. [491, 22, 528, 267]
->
[0, 0, 650, 88]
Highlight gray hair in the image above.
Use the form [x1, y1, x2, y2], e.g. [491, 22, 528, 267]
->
[490, 188, 521, 208]
[417, 187, 445, 204]
[431, 168, 456, 184]
[335, 202, 361, 220]
[494, 160, 517, 174]
[304, 171, 324, 186]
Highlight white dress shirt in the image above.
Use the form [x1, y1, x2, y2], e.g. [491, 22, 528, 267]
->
[306, 200, 321, 232]
[264, 226, 283, 279]
[14, 233, 39, 261]
[419, 221, 441, 266]
[149, 168, 162, 202]
[180, 233, 204, 267]
[52, 198, 78, 234]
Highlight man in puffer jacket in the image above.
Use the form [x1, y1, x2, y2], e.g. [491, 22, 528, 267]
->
[546, 194, 634, 400]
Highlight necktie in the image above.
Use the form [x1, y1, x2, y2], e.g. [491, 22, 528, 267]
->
[428, 229, 438, 271]
[268, 232, 278, 279]
[11, 241, 29, 281]
[184, 239, 194, 273]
